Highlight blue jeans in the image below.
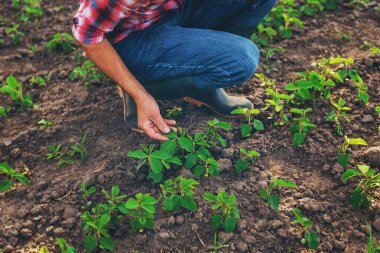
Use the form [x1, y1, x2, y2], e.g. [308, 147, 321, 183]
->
[113, 0, 276, 89]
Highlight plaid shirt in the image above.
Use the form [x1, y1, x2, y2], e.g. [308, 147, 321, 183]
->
[72, 0, 182, 44]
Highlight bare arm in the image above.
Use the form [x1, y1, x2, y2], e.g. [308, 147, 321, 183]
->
[80, 39, 175, 141]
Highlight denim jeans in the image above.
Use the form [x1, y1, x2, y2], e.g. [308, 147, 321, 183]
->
[113, 0, 277, 89]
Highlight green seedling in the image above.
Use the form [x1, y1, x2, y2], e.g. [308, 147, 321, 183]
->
[231, 107, 264, 138]
[370, 47, 380, 55]
[264, 88, 291, 126]
[264, 47, 286, 62]
[293, 208, 319, 250]
[258, 177, 297, 211]
[349, 0, 370, 7]
[82, 186, 127, 251]
[0, 76, 33, 109]
[367, 222, 380, 253]
[337, 136, 367, 167]
[121, 193, 157, 232]
[205, 118, 232, 148]
[47, 33, 74, 53]
[341, 164, 379, 211]
[236, 148, 260, 174]
[192, 147, 220, 178]
[349, 70, 369, 104]
[36, 119, 53, 129]
[128, 141, 182, 183]
[315, 56, 355, 83]
[279, 13, 303, 38]
[56, 238, 76, 253]
[81, 182, 96, 208]
[251, 24, 277, 47]
[165, 106, 183, 118]
[39, 246, 49, 253]
[6, 24, 25, 45]
[160, 175, 198, 212]
[336, 33, 353, 42]
[0, 106, 10, 119]
[46, 132, 87, 169]
[326, 98, 351, 136]
[70, 60, 106, 86]
[29, 76, 46, 87]
[211, 232, 228, 253]
[203, 191, 240, 233]
[255, 73, 275, 87]
[0, 162, 29, 192]
[289, 108, 316, 146]
[376, 106, 380, 132]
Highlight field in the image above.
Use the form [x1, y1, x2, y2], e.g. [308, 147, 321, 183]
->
[1, 0, 380, 252]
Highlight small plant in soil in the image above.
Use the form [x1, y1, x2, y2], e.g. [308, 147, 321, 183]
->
[341, 164, 380, 211]
[211, 232, 228, 253]
[376, 106, 380, 132]
[29, 76, 46, 87]
[36, 119, 53, 129]
[122, 193, 157, 232]
[251, 24, 277, 47]
[289, 108, 316, 146]
[258, 177, 297, 212]
[231, 107, 264, 138]
[193, 147, 220, 178]
[264, 87, 291, 126]
[349, 70, 369, 104]
[205, 118, 232, 147]
[315, 56, 354, 83]
[160, 175, 198, 212]
[46, 33, 74, 53]
[70, 60, 107, 85]
[202, 191, 240, 233]
[236, 148, 260, 174]
[165, 106, 183, 118]
[279, 13, 303, 38]
[255, 73, 275, 87]
[337, 136, 367, 167]
[0, 76, 33, 109]
[0, 106, 10, 119]
[6, 24, 25, 44]
[326, 98, 351, 136]
[370, 47, 380, 55]
[0, 162, 29, 192]
[81, 182, 96, 208]
[366, 222, 380, 253]
[82, 186, 127, 251]
[56, 237, 76, 253]
[293, 208, 319, 250]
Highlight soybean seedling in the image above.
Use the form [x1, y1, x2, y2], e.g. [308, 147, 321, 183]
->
[337, 136, 367, 167]
[367, 222, 380, 253]
[165, 106, 183, 118]
[203, 191, 240, 233]
[293, 208, 319, 250]
[0, 76, 33, 109]
[211, 232, 228, 253]
[279, 13, 303, 38]
[121, 193, 157, 232]
[326, 98, 351, 136]
[349, 70, 369, 104]
[193, 147, 220, 178]
[0, 162, 29, 192]
[255, 73, 275, 87]
[258, 177, 297, 212]
[289, 108, 316, 146]
[264, 88, 291, 126]
[0, 106, 10, 119]
[315, 56, 354, 83]
[236, 148, 260, 174]
[70, 60, 107, 86]
[231, 107, 264, 138]
[376, 106, 380, 132]
[6, 24, 25, 45]
[205, 118, 232, 148]
[160, 175, 198, 212]
[29, 76, 46, 87]
[175, 131, 209, 169]
[46, 33, 74, 53]
[56, 238, 76, 253]
[341, 164, 379, 210]
[81, 182, 96, 209]
[36, 119, 53, 129]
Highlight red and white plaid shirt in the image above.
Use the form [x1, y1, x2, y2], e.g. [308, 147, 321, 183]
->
[72, 0, 182, 44]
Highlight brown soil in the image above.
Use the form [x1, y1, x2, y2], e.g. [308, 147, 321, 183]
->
[1, 1, 380, 253]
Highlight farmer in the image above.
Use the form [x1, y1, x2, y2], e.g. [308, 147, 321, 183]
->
[72, 0, 276, 141]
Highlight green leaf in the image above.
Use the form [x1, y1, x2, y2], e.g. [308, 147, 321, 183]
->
[350, 189, 368, 211]
[193, 165, 205, 178]
[182, 197, 197, 212]
[162, 197, 173, 211]
[151, 150, 172, 160]
[253, 119, 264, 131]
[99, 214, 110, 228]
[84, 234, 98, 251]
[127, 150, 148, 159]
[341, 169, 360, 182]
[203, 192, 217, 202]
[241, 124, 252, 138]
[236, 159, 249, 174]
[258, 189, 269, 199]
[338, 153, 350, 168]
[185, 153, 197, 169]
[231, 107, 246, 115]
[160, 139, 177, 156]
[268, 195, 280, 212]
[306, 230, 319, 250]
[273, 179, 297, 188]
[99, 237, 115, 250]
[149, 157, 163, 174]
[293, 132, 306, 146]
[224, 216, 237, 232]
[125, 199, 139, 209]
[15, 174, 29, 185]
[211, 214, 222, 231]
[111, 186, 119, 198]
[178, 137, 193, 153]
[299, 89, 310, 100]
[348, 138, 367, 146]
[0, 179, 12, 192]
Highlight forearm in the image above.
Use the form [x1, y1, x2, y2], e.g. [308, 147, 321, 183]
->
[79, 39, 150, 104]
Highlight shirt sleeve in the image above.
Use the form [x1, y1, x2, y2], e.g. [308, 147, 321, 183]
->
[72, 0, 127, 44]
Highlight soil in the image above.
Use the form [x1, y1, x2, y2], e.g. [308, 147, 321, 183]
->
[1, 1, 380, 253]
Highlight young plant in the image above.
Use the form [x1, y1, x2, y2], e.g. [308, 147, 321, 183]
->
[366, 222, 380, 253]
[193, 147, 220, 178]
[289, 108, 316, 146]
[326, 98, 351, 136]
[231, 107, 264, 138]
[0, 162, 29, 192]
[165, 106, 183, 118]
[255, 73, 275, 87]
[122, 193, 157, 232]
[205, 118, 232, 147]
[376, 106, 380, 132]
[56, 238, 76, 253]
[258, 177, 297, 211]
[337, 136, 367, 167]
[236, 148, 260, 174]
[293, 208, 319, 250]
[341, 164, 380, 210]
[46, 33, 74, 53]
[279, 13, 303, 38]
[6, 24, 25, 44]
[29, 76, 46, 87]
[264, 88, 291, 126]
[0, 76, 33, 109]
[160, 176, 198, 212]
[70, 60, 106, 85]
[0, 106, 10, 119]
[349, 70, 369, 104]
[211, 232, 228, 253]
[36, 119, 53, 129]
[202, 191, 240, 233]
[81, 182, 96, 208]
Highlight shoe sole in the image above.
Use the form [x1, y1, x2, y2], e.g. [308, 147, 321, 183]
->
[184, 97, 244, 119]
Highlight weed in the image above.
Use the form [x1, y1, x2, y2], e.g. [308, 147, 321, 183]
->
[366, 222, 380, 253]
[47, 33, 74, 53]
[165, 106, 183, 118]
[341, 164, 379, 210]
[205, 118, 232, 147]
[6, 24, 25, 44]
[293, 208, 319, 250]
[264, 88, 291, 126]
[160, 175, 198, 212]
[0, 76, 33, 109]
[56, 238, 76, 253]
[203, 191, 240, 232]
[236, 148, 260, 174]
[0, 162, 29, 192]
[36, 119, 53, 129]
[29, 76, 46, 87]
[289, 108, 316, 146]
[231, 107, 264, 138]
[337, 136, 367, 167]
[258, 177, 297, 211]
[326, 98, 351, 136]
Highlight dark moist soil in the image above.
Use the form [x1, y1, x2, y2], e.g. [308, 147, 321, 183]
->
[1, 1, 380, 252]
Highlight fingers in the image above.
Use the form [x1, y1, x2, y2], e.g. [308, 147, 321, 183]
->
[164, 119, 176, 126]
[144, 127, 169, 142]
[152, 115, 170, 134]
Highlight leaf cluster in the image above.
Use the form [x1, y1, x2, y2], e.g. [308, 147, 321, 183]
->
[0, 162, 29, 192]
